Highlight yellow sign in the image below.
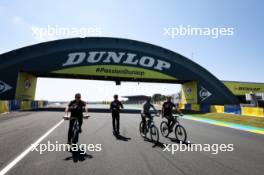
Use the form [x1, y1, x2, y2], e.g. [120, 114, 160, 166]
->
[223, 81, 264, 95]
[0, 101, 8, 113]
[181, 81, 197, 104]
[15, 72, 37, 100]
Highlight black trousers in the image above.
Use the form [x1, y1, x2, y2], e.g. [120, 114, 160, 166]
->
[167, 116, 176, 131]
[141, 113, 151, 130]
[112, 112, 120, 134]
[68, 117, 83, 142]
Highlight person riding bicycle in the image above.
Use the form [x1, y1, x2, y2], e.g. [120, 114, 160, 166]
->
[141, 97, 158, 134]
[65, 93, 88, 145]
[162, 96, 182, 133]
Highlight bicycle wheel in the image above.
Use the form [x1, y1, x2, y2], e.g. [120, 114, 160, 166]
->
[72, 126, 79, 144]
[150, 125, 159, 143]
[139, 121, 146, 138]
[175, 125, 187, 143]
[160, 121, 169, 137]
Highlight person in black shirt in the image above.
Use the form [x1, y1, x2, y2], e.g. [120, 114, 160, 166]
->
[162, 96, 182, 132]
[65, 93, 88, 144]
[141, 97, 157, 133]
[110, 94, 124, 136]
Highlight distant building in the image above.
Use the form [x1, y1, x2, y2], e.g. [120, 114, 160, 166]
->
[122, 95, 149, 104]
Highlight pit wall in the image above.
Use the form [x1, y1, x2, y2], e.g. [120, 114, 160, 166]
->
[178, 103, 264, 117]
[0, 100, 48, 114]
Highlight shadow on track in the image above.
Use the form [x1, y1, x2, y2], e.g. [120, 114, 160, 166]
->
[168, 136, 192, 145]
[142, 137, 166, 149]
[64, 148, 93, 163]
[152, 141, 166, 149]
[115, 134, 131, 141]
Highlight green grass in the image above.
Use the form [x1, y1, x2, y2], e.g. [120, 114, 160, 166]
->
[191, 113, 264, 128]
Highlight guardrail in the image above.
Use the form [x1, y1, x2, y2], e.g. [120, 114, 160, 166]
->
[0, 100, 48, 114]
[178, 103, 264, 117]
[1, 100, 263, 117]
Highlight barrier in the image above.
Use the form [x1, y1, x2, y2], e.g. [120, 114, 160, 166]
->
[0, 101, 9, 113]
[210, 105, 224, 113]
[179, 103, 185, 110]
[187, 103, 263, 117]
[185, 104, 191, 110]
[191, 104, 200, 111]
[37, 101, 44, 108]
[31, 101, 38, 110]
[0, 100, 48, 114]
[241, 107, 264, 117]
[43, 101, 48, 106]
[20, 101, 32, 110]
[224, 105, 241, 115]
[8, 100, 20, 111]
[1, 100, 263, 118]
[177, 103, 263, 117]
[200, 104, 210, 113]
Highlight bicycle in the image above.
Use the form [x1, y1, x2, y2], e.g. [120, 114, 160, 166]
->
[139, 113, 160, 143]
[63, 115, 90, 144]
[160, 114, 187, 143]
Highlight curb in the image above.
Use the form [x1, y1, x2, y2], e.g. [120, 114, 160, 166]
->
[183, 115, 264, 135]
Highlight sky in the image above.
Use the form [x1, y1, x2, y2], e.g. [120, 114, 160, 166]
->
[0, 0, 263, 101]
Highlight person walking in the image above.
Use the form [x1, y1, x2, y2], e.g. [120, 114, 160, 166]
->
[110, 94, 124, 136]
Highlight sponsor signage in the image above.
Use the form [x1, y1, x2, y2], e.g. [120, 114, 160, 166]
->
[181, 81, 198, 104]
[199, 86, 212, 102]
[24, 80, 31, 89]
[223, 81, 264, 95]
[62, 51, 171, 71]
[52, 51, 176, 80]
[0, 81, 12, 94]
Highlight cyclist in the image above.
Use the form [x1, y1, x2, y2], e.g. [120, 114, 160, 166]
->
[110, 94, 124, 136]
[65, 93, 88, 145]
[141, 97, 158, 134]
[162, 96, 183, 133]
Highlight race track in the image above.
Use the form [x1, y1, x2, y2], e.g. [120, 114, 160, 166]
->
[0, 111, 263, 175]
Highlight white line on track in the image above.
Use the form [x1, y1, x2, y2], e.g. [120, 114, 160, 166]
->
[0, 119, 64, 175]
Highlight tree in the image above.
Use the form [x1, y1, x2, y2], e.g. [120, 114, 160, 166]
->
[152, 94, 166, 102]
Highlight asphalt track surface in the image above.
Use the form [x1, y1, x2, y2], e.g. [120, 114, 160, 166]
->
[0, 111, 264, 175]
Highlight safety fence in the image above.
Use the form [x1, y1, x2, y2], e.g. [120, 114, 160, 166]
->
[1, 100, 263, 117]
[0, 100, 48, 114]
[179, 103, 264, 117]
